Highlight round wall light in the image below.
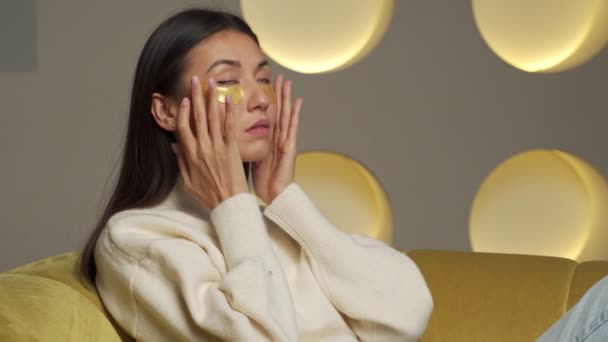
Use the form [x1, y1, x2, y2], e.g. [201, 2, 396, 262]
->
[472, 0, 608, 72]
[294, 151, 394, 244]
[241, 0, 394, 73]
[470, 150, 608, 261]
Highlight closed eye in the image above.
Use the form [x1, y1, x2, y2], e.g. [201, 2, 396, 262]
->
[217, 80, 238, 86]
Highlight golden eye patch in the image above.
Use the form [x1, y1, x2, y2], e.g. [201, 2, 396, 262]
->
[201, 82, 277, 105]
[202, 82, 244, 104]
[259, 83, 277, 104]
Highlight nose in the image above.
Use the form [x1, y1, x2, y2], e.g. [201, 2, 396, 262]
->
[246, 81, 270, 113]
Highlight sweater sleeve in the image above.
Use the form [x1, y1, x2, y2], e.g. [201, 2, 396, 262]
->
[95, 192, 298, 342]
[262, 183, 433, 342]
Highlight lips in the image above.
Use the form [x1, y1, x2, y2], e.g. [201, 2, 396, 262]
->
[247, 118, 270, 131]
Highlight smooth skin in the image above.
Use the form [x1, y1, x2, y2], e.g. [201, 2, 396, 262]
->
[150, 30, 303, 209]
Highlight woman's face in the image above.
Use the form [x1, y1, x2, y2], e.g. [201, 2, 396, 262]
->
[176, 30, 275, 162]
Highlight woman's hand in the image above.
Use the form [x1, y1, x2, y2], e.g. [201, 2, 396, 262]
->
[252, 75, 303, 204]
[171, 76, 249, 209]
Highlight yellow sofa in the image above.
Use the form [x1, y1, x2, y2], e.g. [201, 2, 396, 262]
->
[2, 250, 608, 341]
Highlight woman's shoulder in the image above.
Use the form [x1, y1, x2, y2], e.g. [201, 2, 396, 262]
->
[100, 207, 219, 261]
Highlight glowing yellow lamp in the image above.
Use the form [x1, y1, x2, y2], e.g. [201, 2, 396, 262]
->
[240, 0, 394, 73]
[291, 151, 394, 244]
[472, 0, 608, 72]
[470, 150, 608, 261]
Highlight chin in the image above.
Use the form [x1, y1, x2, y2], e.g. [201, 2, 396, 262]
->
[240, 141, 271, 162]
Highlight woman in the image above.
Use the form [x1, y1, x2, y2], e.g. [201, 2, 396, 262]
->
[79, 8, 433, 341]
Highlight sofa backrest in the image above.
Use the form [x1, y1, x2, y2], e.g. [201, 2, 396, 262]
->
[408, 249, 608, 342]
[567, 260, 608, 310]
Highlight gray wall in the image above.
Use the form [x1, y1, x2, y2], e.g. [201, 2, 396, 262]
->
[1, 0, 607, 271]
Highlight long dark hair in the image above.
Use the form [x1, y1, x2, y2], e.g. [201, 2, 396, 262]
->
[79, 8, 258, 288]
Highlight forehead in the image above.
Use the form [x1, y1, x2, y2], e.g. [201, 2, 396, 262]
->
[185, 30, 265, 74]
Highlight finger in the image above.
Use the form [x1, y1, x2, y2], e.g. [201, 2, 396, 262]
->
[287, 97, 303, 146]
[191, 75, 210, 145]
[206, 79, 223, 145]
[274, 74, 284, 111]
[272, 75, 284, 152]
[271, 109, 280, 156]
[272, 74, 283, 146]
[280, 80, 292, 145]
[175, 97, 197, 160]
[224, 95, 237, 144]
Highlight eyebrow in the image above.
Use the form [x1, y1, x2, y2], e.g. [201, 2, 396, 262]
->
[207, 59, 269, 72]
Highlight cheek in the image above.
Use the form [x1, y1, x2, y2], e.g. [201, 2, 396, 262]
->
[219, 106, 245, 137]
[235, 110, 248, 137]
[227, 108, 251, 142]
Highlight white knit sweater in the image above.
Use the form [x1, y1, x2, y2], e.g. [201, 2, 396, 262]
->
[94, 178, 433, 341]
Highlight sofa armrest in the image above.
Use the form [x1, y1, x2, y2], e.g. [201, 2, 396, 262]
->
[0, 273, 123, 341]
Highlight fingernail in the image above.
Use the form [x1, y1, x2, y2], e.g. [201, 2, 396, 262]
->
[181, 97, 189, 105]
[225, 95, 232, 104]
[208, 78, 215, 88]
[170, 143, 178, 154]
[192, 75, 199, 86]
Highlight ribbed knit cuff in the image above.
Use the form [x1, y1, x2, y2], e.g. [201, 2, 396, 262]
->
[210, 192, 273, 269]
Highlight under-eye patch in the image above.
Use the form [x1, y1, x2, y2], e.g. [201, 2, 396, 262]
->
[202, 83, 244, 104]
[201, 82, 276, 105]
[259, 83, 277, 104]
